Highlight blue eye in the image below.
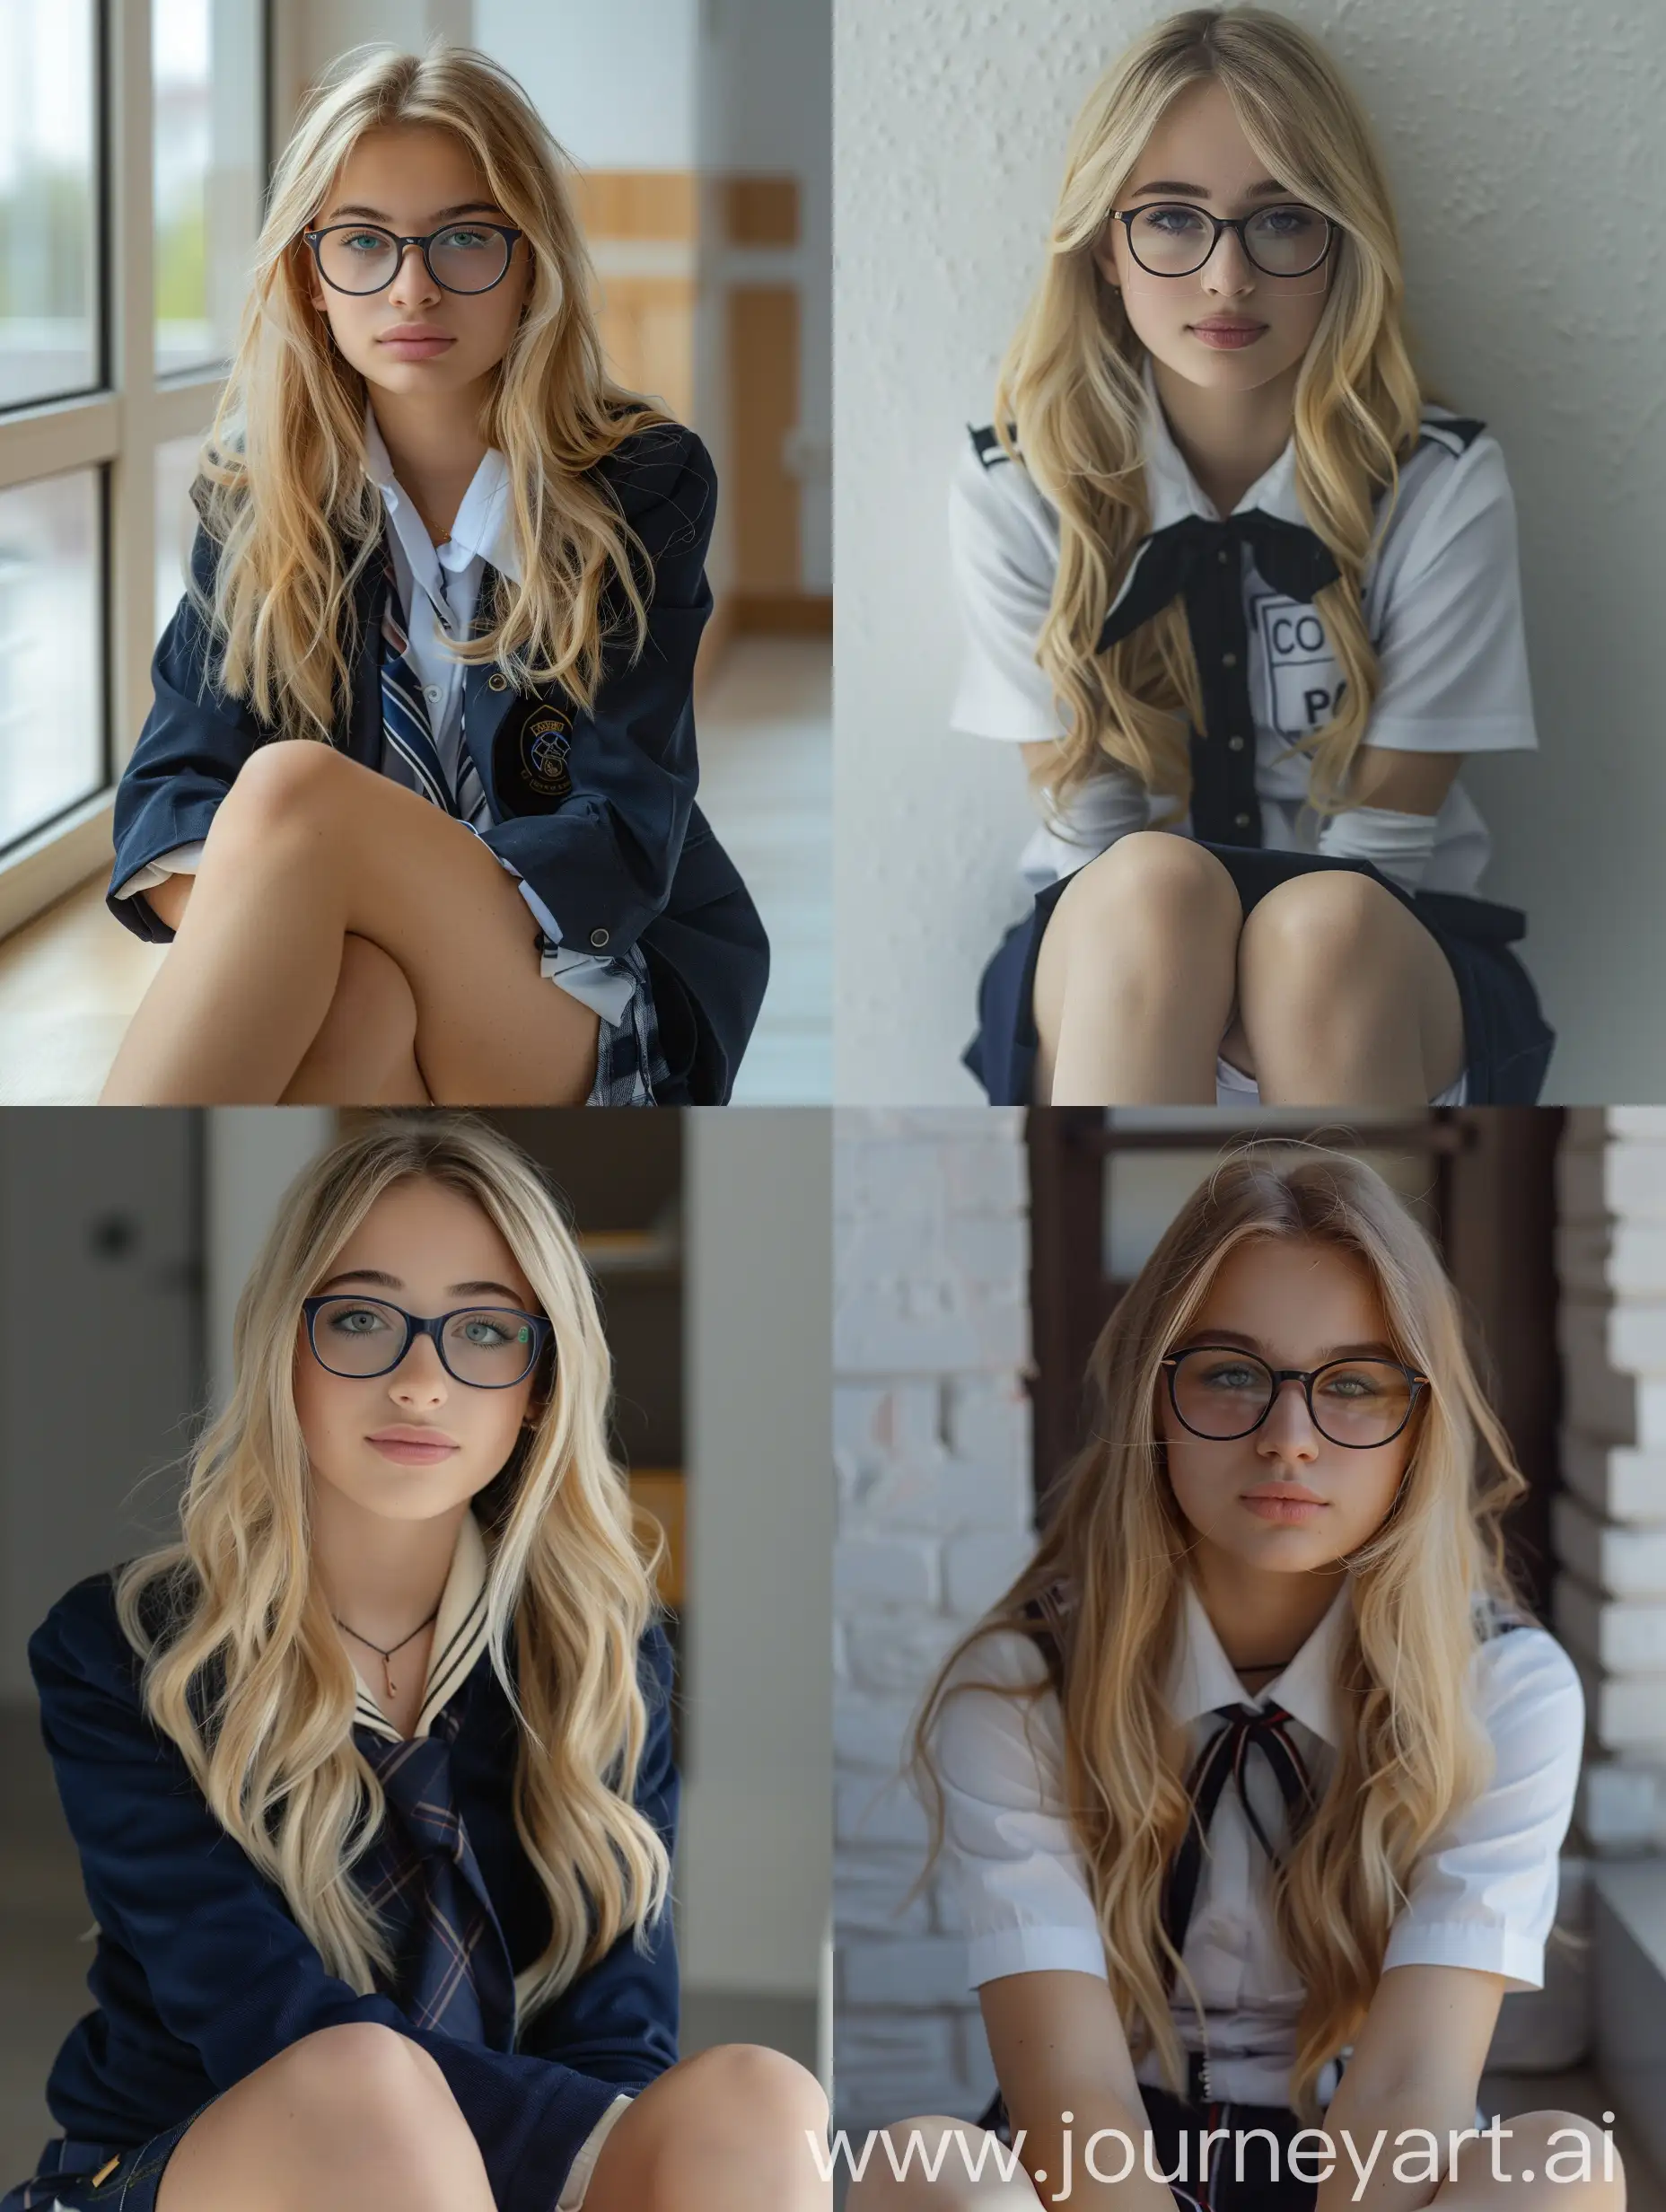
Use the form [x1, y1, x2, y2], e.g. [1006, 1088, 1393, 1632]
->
[1138, 204, 1209, 238]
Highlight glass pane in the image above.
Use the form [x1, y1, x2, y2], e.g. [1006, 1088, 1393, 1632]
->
[0, 468, 102, 851]
[154, 0, 263, 377]
[0, 0, 99, 409]
[153, 430, 204, 640]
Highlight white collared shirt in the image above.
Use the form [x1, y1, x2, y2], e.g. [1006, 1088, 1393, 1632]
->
[114, 407, 635, 1028]
[930, 1576, 1583, 2108]
[344, 1506, 628, 2208]
[948, 355, 1537, 903]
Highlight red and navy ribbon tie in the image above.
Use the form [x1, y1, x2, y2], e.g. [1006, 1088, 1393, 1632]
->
[354, 1707, 516, 2049]
[1095, 511, 1341, 847]
[1160, 1698, 1316, 1985]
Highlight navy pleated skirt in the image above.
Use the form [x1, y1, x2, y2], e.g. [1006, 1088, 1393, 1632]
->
[965, 843, 1555, 1107]
[1, 2102, 214, 2212]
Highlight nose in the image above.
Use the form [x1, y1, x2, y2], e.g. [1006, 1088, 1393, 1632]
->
[1257, 1375, 1320, 1462]
[386, 241, 442, 304]
[389, 1330, 449, 1404]
[1199, 223, 1258, 294]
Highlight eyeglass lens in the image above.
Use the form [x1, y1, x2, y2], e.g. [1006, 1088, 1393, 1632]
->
[1170, 1348, 1412, 1446]
[315, 224, 510, 294]
[1125, 203, 1328, 277]
[311, 1296, 538, 1383]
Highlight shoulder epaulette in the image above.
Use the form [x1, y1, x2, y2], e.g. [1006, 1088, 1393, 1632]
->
[1417, 414, 1486, 457]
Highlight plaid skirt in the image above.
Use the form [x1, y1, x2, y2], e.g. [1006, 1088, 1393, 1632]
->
[575, 943, 670, 1108]
[966, 842, 1555, 1107]
[1, 2100, 215, 2212]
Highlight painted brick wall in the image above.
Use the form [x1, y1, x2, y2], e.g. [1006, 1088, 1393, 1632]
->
[833, 1109, 1033, 2135]
[1555, 1107, 1666, 1853]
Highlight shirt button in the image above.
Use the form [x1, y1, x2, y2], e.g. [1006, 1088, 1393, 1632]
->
[1228, 735, 1245, 751]
[424, 685, 442, 703]
[1222, 652, 1238, 668]
[1217, 547, 1231, 565]
[589, 927, 610, 950]
[1234, 811, 1252, 829]
[487, 672, 509, 692]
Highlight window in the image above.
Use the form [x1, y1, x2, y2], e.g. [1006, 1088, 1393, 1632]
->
[0, 0, 267, 922]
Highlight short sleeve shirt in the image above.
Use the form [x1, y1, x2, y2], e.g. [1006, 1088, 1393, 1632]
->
[930, 1578, 1583, 2109]
[947, 358, 1538, 900]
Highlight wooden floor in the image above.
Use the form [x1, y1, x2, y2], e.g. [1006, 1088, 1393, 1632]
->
[0, 636, 831, 1107]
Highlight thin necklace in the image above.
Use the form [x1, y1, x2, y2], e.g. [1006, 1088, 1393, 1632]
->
[335, 1604, 440, 1704]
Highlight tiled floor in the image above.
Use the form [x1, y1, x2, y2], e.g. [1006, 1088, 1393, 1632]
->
[0, 635, 830, 1106]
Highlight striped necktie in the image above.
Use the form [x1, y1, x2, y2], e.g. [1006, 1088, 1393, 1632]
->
[353, 1706, 516, 2049]
[378, 547, 490, 830]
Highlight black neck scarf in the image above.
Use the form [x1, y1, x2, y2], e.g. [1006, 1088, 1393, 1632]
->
[1096, 510, 1341, 847]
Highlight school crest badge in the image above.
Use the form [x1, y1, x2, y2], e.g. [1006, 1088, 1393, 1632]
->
[494, 700, 574, 812]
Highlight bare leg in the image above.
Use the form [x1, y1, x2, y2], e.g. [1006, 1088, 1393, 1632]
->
[276, 933, 432, 1103]
[155, 2022, 494, 2212]
[584, 2043, 831, 2210]
[1030, 833, 1242, 1104]
[1233, 871, 1465, 1106]
[845, 2116, 1045, 2208]
[99, 742, 600, 1105]
[1432, 2107, 1624, 2212]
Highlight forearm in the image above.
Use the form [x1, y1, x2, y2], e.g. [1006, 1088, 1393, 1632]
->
[1005, 2078, 1179, 2212]
[1314, 2078, 1485, 2212]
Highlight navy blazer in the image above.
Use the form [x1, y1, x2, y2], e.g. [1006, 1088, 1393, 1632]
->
[26, 1571, 680, 2212]
[107, 423, 769, 1105]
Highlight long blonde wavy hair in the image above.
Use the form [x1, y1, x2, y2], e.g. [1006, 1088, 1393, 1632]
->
[113, 1113, 670, 2030]
[1001, 8, 1425, 813]
[915, 1144, 1533, 2122]
[189, 41, 671, 746]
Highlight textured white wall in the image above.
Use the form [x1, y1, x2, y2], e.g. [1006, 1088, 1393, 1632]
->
[833, 0, 1666, 1103]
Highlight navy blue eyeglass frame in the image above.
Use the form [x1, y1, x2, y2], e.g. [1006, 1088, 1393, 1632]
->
[1161, 1345, 1427, 1447]
[302, 1295, 553, 1387]
[1111, 202, 1336, 279]
[302, 221, 526, 295]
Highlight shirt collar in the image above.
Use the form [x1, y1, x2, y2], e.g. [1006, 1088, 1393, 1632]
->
[348, 1505, 492, 1743]
[1163, 1572, 1349, 1747]
[362, 401, 522, 588]
[1138, 350, 1304, 529]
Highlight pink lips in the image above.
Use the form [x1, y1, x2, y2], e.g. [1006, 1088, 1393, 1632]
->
[378, 335, 454, 360]
[1241, 1486, 1327, 1523]
[368, 1432, 459, 1465]
[1189, 320, 1267, 351]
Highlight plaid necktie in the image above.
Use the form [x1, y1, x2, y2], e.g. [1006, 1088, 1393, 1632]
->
[378, 546, 491, 829]
[353, 1706, 516, 2048]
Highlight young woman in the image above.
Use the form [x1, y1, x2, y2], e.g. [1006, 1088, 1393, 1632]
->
[100, 44, 767, 1110]
[851, 1146, 1615, 2212]
[4, 1116, 827, 2212]
[951, 8, 1550, 1109]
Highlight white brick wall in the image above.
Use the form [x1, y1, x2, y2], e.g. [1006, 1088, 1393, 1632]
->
[833, 1109, 1032, 2136]
[1555, 1109, 1666, 1852]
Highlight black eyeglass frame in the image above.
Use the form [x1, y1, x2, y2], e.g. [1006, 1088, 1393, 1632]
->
[302, 222, 526, 295]
[1110, 202, 1337, 280]
[1160, 1346, 1428, 1448]
[302, 1295, 553, 1387]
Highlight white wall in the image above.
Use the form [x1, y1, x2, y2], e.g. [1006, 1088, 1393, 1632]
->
[680, 1109, 832, 1997]
[474, 0, 698, 168]
[833, 0, 1666, 1103]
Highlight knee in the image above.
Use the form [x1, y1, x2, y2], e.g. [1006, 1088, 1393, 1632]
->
[643, 2044, 828, 2181]
[275, 2023, 454, 2147]
[1240, 869, 1401, 991]
[1056, 832, 1239, 947]
[1495, 2110, 1625, 2211]
[847, 2114, 1019, 2209]
[215, 737, 346, 839]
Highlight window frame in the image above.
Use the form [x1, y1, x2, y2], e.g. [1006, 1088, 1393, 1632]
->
[0, 0, 274, 937]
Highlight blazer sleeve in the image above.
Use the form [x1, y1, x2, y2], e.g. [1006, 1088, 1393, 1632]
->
[107, 519, 269, 944]
[513, 1623, 680, 2085]
[30, 1577, 621, 2212]
[479, 426, 716, 961]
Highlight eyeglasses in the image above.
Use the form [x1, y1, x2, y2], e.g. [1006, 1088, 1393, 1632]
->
[302, 222, 524, 296]
[1161, 1346, 1426, 1449]
[1111, 201, 1336, 280]
[302, 1295, 552, 1387]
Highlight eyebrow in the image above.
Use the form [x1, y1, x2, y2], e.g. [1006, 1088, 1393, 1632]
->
[1177, 1329, 1400, 1363]
[1125, 179, 1294, 202]
[317, 1267, 528, 1304]
[322, 201, 504, 224]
